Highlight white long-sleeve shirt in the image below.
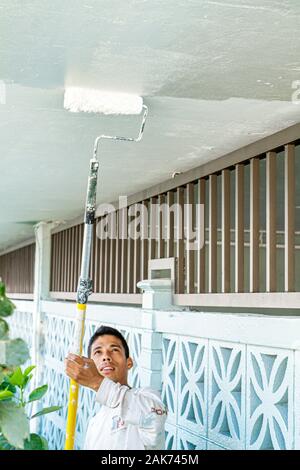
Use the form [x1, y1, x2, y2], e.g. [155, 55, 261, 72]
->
[84, 378, 167, 450]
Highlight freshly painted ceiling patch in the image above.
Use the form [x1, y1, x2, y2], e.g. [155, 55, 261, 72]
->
[63, 87, 143, 115]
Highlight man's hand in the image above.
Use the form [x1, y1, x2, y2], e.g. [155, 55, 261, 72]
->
[65, 353, 103, 392]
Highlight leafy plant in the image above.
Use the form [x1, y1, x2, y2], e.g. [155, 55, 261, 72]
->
[0, 365, 62, 450]
[0, 281, 30, 371]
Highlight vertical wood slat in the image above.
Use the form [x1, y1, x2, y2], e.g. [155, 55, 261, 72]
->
[65, 229, 70, 292]
[222, 169, 231, 293]
[78, 224, 84, 289]
[29, 245, 32, 292]
[62, 230, 67, 292]
[266, 151, 277, 292]
[51, 235, 55, 291]
[127, 205, 134, 293]
[166, 191, 174, 258]
[54, 235, 58, 292]
[93, 220, 99, 293]
[78, 224, 83, 291]
[157, 194, 165, 259]
[103, 215, 110, 293]
[250, 158, 260, 293]
[99, 218, 105, 293]
[197, 179, 206, 293]
[133, 203, 141, 293]
[285, 144, 295, 292]
[56, 232, 61, 291]
[18, 249, 22, 293]
[235, 164, 244, 293]
[31, 244, 35, 293]
[17, 251, 20, 293]
[25, 245, 28, 293]
[23, 248, 26, 293]
[109, 212, 116, 293]
[68, 228, 72, 292]
[71, 227, 76, 292]
[17, 249, 20, 293]
[149, 197, 156, 260]
[63, 230, 67, 292]
[115, 211, 121, 293]
[19, 249, 22, 293]
[24, 246, 27, 292]
[25, 247, 28, 292]
[73, 225, 79, 292]
[176, 187, 184, 294]
[186, 183, 195, 293]
[120, 207, 128, 293]
[67, 229, 71, 292]
[141, 201, 149, 282]
[209, 174, 217, 293]
[24, 248, 27, 292]
[26, 248, 29, 292]
[26, 246, 29, 292]
[10, 252, 13, 292]
[64, 230, 67, 291]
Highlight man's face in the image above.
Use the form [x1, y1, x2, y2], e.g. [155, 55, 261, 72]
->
[90, 334, 133, 385]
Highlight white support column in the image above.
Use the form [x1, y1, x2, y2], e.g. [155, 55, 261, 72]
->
[139, 309, 163, 390]
[137, 278, 178, 390]
[31, 222, 55, 430]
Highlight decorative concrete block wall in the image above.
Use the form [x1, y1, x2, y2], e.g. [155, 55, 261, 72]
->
[8, 300, 300, 450]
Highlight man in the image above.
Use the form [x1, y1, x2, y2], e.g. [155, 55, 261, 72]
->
[65, 325, 167, 450]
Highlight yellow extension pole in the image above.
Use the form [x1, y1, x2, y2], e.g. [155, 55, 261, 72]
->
[65, 303, 86, 450]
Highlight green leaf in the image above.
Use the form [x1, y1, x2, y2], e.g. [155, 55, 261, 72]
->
[0, 432, 15, 450]
[0, 318, 9, 340]
[3, 339, 30, 367]
[24, 365, 36, 377]
[0, 378, 16, 395]
[0, 389, 13, 401]
[31, 405, 61, 419]
[0, 401, 29, 448]
[28, 384, 48, 403]
[8, 366, 24, 387]
[0, 297, 16, 318]
[0, 282, 6, 297]
[24, 433, 48, 450]
[23, 374, 33, 389]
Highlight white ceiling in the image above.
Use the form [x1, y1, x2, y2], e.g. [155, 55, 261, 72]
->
[0, 0, 300, 251]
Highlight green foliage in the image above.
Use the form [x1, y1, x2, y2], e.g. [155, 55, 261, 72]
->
[0, 432, 15, 450]
[0, 318, 9, 339]
[0, 389, 14, 400]
[24, 433, 48, 450]
[0, 401, 29, 448]
[31, 406, 62, 419]
[0, 283, 61, 450]
[0, 282, 15, 318]
[28, 385, 48, 403]
[1, 338, 30, 368]
[0, 282, 29, 370]
[0, 365, 62, 450]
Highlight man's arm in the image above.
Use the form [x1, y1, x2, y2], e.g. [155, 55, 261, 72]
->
[64, 353, 103, 391]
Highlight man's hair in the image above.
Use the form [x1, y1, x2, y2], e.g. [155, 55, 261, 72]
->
[87, 325, 130, 359]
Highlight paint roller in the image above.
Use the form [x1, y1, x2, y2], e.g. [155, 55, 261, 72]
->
[63, 87, 148, 450]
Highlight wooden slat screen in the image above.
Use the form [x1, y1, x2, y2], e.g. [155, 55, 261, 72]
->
[0, 244, 35, 293]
